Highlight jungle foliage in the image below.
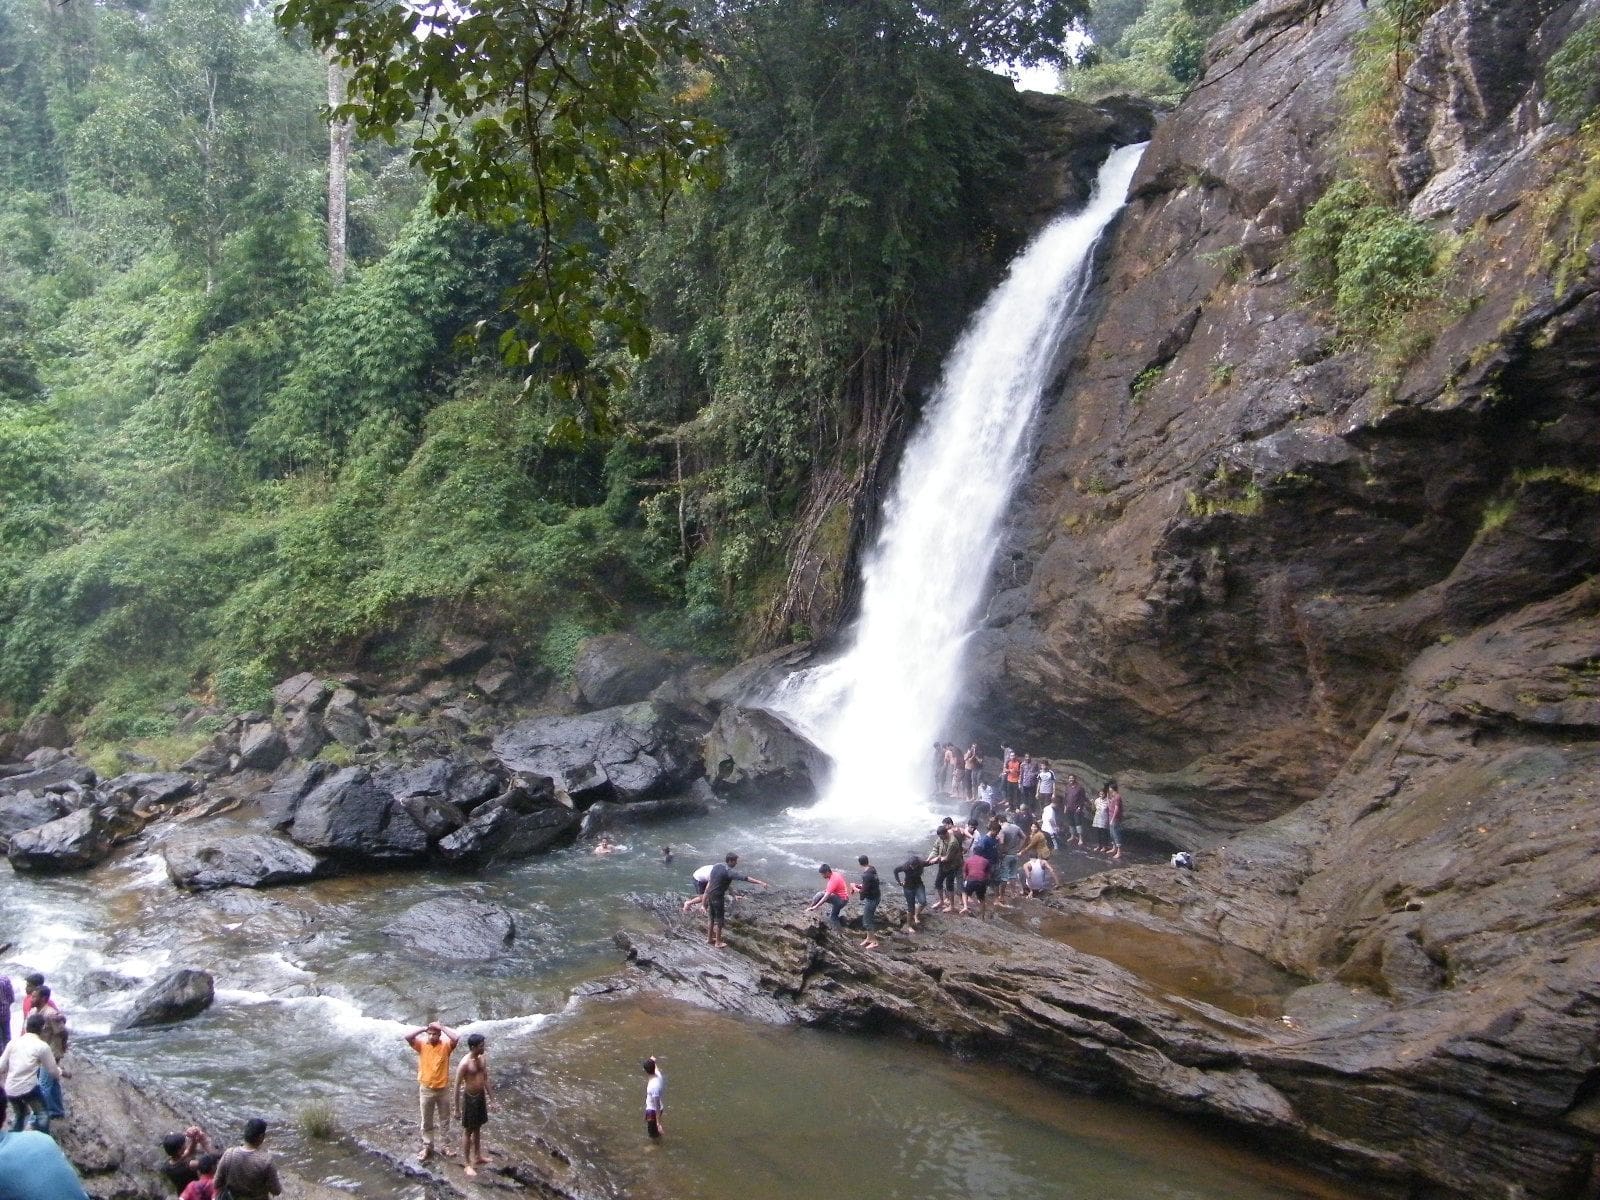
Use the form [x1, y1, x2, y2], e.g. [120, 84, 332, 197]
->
[0, 0, 1084, 738]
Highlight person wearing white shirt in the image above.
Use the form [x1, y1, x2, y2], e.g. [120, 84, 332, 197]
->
[0, 1014, 60, 1134]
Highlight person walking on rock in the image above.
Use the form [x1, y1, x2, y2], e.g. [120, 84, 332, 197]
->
[929, 827, 962, 913]
[853, 855, 881, 950]
[1105, 780, 1125, 860]
[454, 1033, 492, 1176]
[0, 976, 12, 1052]
[30, 986, 66, 1122]
[211, 1118, 281, 1199]
[404, 1021, 461, 1163]
[894, 850, 928, 930]
[704, 852, 769, 949]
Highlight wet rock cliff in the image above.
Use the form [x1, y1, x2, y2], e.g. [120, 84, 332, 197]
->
[945, 0, 1600, 1195]
[672, 1, 1599, 1197]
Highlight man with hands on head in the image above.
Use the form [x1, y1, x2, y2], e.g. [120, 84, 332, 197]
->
[404, 1020, 461, 1163]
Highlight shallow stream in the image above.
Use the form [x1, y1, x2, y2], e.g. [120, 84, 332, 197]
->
[2, 801, 1352, 1199]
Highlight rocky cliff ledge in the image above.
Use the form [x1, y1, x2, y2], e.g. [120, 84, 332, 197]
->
[617, 878, 1598, 1200]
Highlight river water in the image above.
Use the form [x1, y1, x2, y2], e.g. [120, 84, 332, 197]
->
[1, 801, 1352, 1199]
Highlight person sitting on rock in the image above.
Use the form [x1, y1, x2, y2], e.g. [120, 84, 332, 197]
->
[179, 1153, 221, 1200]
[1022, 853, 1060, 898]
[159, 1126, 211, 1193]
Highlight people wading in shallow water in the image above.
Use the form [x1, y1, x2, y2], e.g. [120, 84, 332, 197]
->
[404, 1021, 460, 1162]
[642, 1057, 665, 1139]
[455, 1033, 492, 1176]
[704, 852, 769, 949]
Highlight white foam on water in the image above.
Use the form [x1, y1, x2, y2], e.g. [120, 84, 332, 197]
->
[770, 143, 1147, 826]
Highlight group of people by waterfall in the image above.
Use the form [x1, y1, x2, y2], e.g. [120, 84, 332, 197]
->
[934, 741, 1124, 859]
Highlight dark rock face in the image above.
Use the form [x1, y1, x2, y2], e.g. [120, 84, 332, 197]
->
[273, 670, 331, 714]
[98, 772, 197, 811]
[6, 807, 118, 872]
[0, 756, 95, 798]
[322, 687, 371, 749]
[703, 706, 829, 805]
[114, 968, 215, 1030]
[436, 779, 578, 866]
[0, 790, 68, 837]
[288, 767, 430, 862]
[284, 709, 327, 760]
[491, 703, 701, 804]
[16, 711, 71, 754]
[381, 897, 516, 960]
[163, 830, 325, 890]
[577, 793, 714, 837]
[571, 634, 678, 709]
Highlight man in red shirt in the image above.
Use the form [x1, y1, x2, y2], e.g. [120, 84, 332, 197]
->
[805, 864, 850, 927]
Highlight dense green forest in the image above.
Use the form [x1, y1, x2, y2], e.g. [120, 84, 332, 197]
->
[0, 0, 1226, 750]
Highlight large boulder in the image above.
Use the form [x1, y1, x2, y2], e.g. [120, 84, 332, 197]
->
[257, 762, 332, 829]
[571, 634, 677, 709]
[322, 687, 371, 749]
[0, 756, 95, 798]
[272, 671, 331, 714]
[113, 969, 215, 1030]
[97, 772, 198, 812]
[16, 712, 71, 754]
[703, 706, 829, 805]
[702, 643, 815, 707]
[374, 754, 504, 814]
[163, 831, 325, 890]
[380, 897, 516, 960]
[0, 790, 68, 838]
[491, 702, 701, 804]
[284, 709, 328, 760]
[180, 738, 233, 779]
[578, 791, 714, 837]
[288, 767, 430, 862]
[237, 722, 289, 772]
[6, 807, 117, 872]
[436, 780, 578, 866]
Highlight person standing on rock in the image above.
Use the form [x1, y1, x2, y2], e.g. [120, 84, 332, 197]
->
[995, 815, 1025, 909]
[1092, 784, 1112, 853]
[30, 986, 66, 1122]
[963, 744, 981, 800]
[18, 976, 43, 1020]
[929, 827, 962, 913]
[179, 1153, 220, 1200]
[1019, 754, 1038, 810]
[894, 850, 928, 930]
[1002, 750, 1022, 807]
[1105, 780, 1125, 860]
[0, 975, 12, 1051]
[0, 1013, 59, 1133]
[404, 1021, 461, 1163]
[806, 864, 850, 927]
[961, 846, 993, 919]
[454, 1033, 492, 1176]
[1062, 774, 1089, 847]
[642, 1056, 665, 1139]
[853, 855, 881, 950]
[210, 1118, 281, 1199]
[705, 852, 769, 949]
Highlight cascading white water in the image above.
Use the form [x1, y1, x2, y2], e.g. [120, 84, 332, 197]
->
[770, 142, 1146, 829]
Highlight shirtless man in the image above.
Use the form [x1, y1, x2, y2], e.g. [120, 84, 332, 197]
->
[454, 1033, 492, 1176]
[404, 1021, 460, 1162]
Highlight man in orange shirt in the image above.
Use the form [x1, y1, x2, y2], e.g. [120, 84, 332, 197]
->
[403, 1021, 460, 1163]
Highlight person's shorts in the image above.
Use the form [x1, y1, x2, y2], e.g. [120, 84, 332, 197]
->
[861, 896, 880, 931]
[462, 1090, 488, 1132]
[963, 880, 988, 899]
[694, 878, 709, 895]
[1000, 854, 1020, 882]
[707, 897, 726, 922]
[903, 884, 927, 910]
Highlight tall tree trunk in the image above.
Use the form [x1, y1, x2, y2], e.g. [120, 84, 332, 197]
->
[326, 58, 352, 281]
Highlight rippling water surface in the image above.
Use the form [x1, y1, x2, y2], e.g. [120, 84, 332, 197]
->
[2, 803, 1351, 1199]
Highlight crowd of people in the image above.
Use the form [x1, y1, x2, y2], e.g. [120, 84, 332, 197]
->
[934, 742, 1126, 859]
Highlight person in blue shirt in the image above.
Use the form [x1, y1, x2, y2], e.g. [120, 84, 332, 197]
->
[0, 1129, 90, 1200]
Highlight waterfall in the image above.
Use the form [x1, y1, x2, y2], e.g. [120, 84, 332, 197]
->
[769, 142, 1147, 828]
